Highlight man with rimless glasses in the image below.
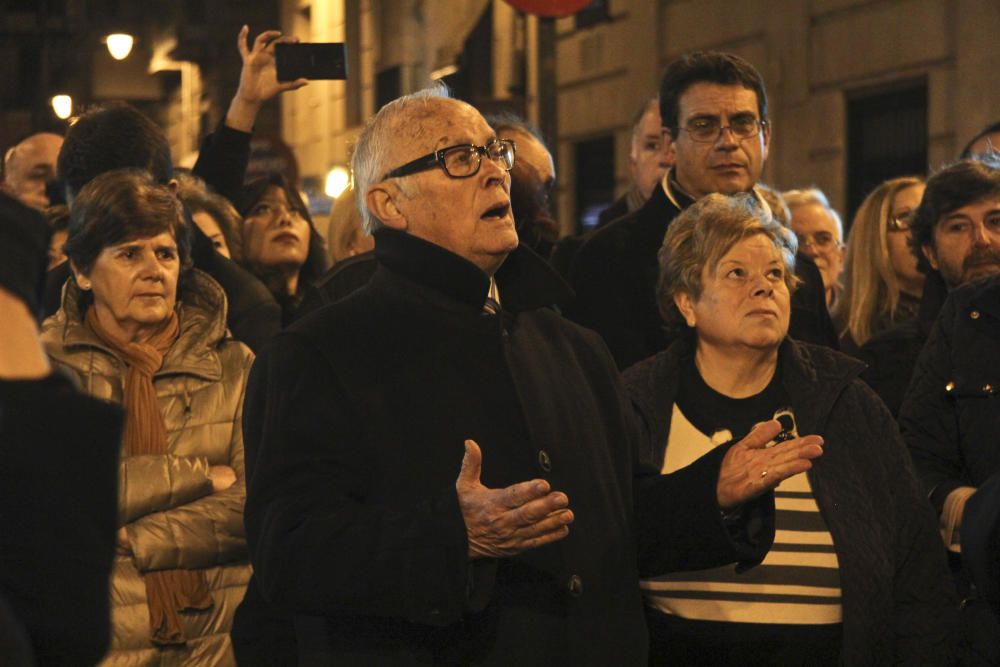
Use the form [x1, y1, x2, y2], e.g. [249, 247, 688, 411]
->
[570, 51, 837, 370]
[234, 86, 824, 664]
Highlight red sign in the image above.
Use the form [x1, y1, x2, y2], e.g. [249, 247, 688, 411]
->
[503, 0, 591, 18]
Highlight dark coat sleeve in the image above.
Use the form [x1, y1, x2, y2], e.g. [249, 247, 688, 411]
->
[853, 380, 959, 663]
[243, 332, 474, 625]
[898, 295, 963, 512]
[789, 253, 839, 349]
[622, 352, 774, 577]
[0, 374, 122, 666]
[569, 230, 650, 369]
[191, 122, 253, 206]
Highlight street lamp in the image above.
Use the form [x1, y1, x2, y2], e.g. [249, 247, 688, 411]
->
[325, 166, 351, 199]
[51, 94, 72, 120]
[106, 33, 135, 60]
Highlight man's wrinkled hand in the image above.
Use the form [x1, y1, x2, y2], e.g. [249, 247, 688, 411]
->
[717, 420, 824, 510]
[456, 439, 573, 559]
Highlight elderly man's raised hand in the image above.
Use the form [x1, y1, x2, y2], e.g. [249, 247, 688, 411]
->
[457, 439, 574, 559]
[226, 25, 308, 132]
[717, 420, 824, 510]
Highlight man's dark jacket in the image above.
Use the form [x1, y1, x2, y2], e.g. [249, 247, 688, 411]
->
[856, 272, 949, 416]
[569, 175, 838, 369]
[235, 229, 771, 665]
[624, 336, 958, 665]
[900, 273, 1000, 514]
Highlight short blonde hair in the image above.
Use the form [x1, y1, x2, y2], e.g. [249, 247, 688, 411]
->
[657, 193, 799, 330]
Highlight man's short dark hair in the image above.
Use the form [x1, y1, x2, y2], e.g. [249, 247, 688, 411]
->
[909, 153, 1000, 273]
[959, 120, 1000, 159]
[659, 51, 768, 136]
[57, 102, 173, 200]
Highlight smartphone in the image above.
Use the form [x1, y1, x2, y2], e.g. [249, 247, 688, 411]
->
[275, 43, 348, 81]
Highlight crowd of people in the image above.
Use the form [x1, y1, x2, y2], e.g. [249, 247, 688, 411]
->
[0, 25, 998, 667]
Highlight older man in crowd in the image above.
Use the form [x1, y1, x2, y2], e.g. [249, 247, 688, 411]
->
[570, 51, 836, 370]
[2, 132, 63, 210]
[234, 87, 824, 665]
[596, 96, 674, 228]
[785, 188, 845, 310]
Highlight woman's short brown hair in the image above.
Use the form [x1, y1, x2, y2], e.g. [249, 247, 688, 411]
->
[657, 192, 799, 331]
[64, 168, 191, 276]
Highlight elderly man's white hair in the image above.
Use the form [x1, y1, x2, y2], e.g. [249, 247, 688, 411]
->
[352, 82, 452, 235]
[783, 187, 844, 240]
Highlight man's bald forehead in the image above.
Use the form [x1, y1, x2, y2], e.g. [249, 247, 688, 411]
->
[5, 132, 63, 174]
[384, 96, 476, 141]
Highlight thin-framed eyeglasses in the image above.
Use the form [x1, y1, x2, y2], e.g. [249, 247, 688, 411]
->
[381, 139, 516, 181]
[888, 210, 916, 233]
[796, 231, 840, 251]
[680, 114, 768, 143]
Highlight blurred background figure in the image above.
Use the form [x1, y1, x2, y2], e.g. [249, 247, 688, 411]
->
[42, 169, 253, 665]
[45, 204, 70, 270]
[2, 132, 63, 210]
[596, 96, 673, 228]
[756, 183, 791, 227]
[960, 120, 1000, 159]
[325, 185, 372, 264]
[489, 113, 560, 258]
[838, 177, 926, 352]
[239, 173, 328, 325]
[181, 190, 244, 262]
[784, 188, 845, 311]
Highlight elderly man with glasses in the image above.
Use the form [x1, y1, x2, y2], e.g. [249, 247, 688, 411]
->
[232, 87, 824, 665]
[570, 51, 837, 370]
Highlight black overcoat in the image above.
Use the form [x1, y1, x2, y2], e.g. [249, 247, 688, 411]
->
[238, 229, 769, 665]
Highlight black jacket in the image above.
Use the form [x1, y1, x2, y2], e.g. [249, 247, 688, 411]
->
[0, 374, 122, 666]
[624, 336, 958, 665]
[899, 273, 1000, 514]
[856, 272, 949, 416]
[569, 175, 838, 369]
[235, 229, 770, 666]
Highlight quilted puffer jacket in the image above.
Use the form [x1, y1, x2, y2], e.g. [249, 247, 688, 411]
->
[42, 270, 253, 666]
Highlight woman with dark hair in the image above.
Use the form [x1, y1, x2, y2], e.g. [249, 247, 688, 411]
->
[625, 193, 956, 665]
[239, 173, 329, 324]
[41, 169, 252, 665]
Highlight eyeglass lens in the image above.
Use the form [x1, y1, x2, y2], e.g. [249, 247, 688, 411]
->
[685, 115, 762, 142]
[441, 141, 514, 177]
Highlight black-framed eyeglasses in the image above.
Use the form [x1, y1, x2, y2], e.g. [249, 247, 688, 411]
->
[888, 210, 916, 232]
[680, 115, 768, 143]
[381, 139, 516, 181]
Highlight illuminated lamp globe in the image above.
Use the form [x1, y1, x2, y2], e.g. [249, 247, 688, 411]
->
[325, 166, 351, 199]
[106, 33, 135, 60]
[51, 95, 72, 120]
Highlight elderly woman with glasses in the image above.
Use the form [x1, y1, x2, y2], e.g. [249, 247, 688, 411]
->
[623, 193, 956, 665]
[238, 173, 329, 325]
[41, 169, 253, 665]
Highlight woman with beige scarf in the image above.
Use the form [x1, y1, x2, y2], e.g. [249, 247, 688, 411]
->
[42, 169, 253, 665]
